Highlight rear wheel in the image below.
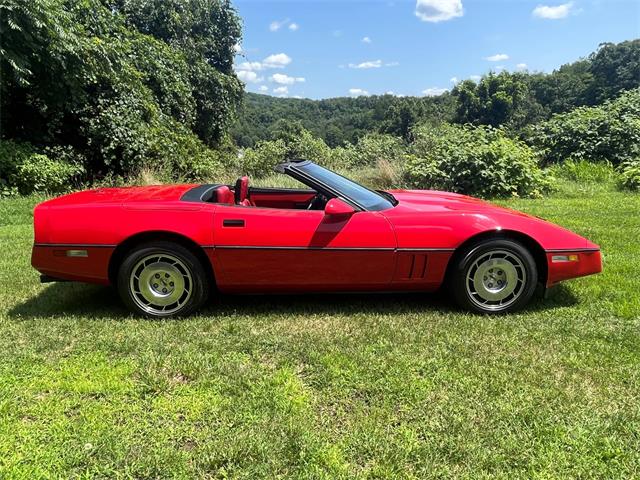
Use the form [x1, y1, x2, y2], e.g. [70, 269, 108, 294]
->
[449, 239, 537, 314]
[117, 241, 209, 317]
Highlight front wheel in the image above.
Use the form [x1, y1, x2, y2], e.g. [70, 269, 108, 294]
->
[449, 239, 538, 314]
[117, 241, 209, 318]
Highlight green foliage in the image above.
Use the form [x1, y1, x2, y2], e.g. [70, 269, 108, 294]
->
[588, 40, 640, 104]
[0, 139, 82, 195]
[618, 160, 640, 191]
[331, 133, 407, 169]
[406, 124, 548, 198]
[452, 72, 546, 130]
[1, 0, 242, 182]
[232, 93, 455, 148]
[239, 140, 287, 177]
[530, 89, 640, 165]
[238, 127, 331, 177]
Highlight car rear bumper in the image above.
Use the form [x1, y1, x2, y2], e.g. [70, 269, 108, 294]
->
[31, 244, 114, 285]
[546, 249, 602, 287]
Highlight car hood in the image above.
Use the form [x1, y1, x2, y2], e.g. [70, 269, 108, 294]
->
[389, 189, 531, 216]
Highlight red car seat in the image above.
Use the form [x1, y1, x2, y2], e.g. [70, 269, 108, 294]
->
[216, 186, 234, 204]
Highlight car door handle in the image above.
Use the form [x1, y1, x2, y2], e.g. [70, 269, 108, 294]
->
[223, 219, 245, 227]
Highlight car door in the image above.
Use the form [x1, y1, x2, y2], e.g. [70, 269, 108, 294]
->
[211, 204, 397, 292]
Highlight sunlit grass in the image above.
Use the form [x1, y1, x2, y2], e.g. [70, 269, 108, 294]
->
[0, 181, 638, 478]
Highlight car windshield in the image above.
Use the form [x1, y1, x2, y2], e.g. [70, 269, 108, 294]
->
[295, 162, 396, 211]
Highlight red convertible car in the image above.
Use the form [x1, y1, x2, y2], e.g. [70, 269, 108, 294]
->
[31, 160, 602, 317]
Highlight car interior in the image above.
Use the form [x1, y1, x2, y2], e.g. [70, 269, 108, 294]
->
[208, 176, 330, 210]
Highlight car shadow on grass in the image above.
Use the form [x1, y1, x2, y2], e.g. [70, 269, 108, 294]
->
[8, 281, 580, 320]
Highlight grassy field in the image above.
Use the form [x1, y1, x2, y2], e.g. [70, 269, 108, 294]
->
[0, 181, 639, 479]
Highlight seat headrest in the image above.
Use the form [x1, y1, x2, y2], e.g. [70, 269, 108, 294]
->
[216, 186, 234, 204]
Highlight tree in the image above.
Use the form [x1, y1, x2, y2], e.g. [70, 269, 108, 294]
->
[0, 0, 242, 180]
[452, 72, 545, 130]
[587, 40, 640, 103]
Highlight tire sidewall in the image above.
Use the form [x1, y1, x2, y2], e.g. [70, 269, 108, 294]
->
[451, 239, 538, 314]
[117, 241, 208, 318]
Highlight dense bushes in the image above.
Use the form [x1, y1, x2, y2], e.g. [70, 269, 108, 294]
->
[1, 0, 242, 184]
[0, 140, 83, 195]
[238, 129, 331, 177]
[529, 88, 640, 165]
[619, 161, 640, 191]
[405, 124, 548, 198]
[332, 134, 407, 169]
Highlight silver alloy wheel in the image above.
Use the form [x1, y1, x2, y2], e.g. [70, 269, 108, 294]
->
[129, 253, 193, 316]
[465, 249, 527, 311]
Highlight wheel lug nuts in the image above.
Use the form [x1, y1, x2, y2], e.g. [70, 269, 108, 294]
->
[162, 288, 167, 293]
[488, 283, 493, 288]
[165, 273, 169, 278]
[170, 282, 174, 287]
[155, 274, 160, 278]
[153, 283, 158, 288]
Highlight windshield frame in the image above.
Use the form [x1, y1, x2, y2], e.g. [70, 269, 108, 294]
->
[275, 160, 397, 212]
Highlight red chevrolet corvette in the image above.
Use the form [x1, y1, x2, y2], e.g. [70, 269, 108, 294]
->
[31, 160, 602, 317]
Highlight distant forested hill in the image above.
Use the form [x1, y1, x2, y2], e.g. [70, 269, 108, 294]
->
[231, 93, 456, 148]
[232, 39, 640, 148]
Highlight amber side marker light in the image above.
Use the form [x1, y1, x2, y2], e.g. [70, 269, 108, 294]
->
[66, 250, 88, 258]
[552, 254, 579, 263]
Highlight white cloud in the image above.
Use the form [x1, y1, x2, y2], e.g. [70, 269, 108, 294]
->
[516, 63, 528, 70]
[235, 53, 293, 73]
[532, 2, 574, 19]
[349, 88, 370, 97]
[270, 73, 306, 85]
[485, 53, 509, 62]
[422, 87, 448, 96]
[236, 71, 263, 84]
[259, 85, 269, 92]
[289, 22, 299, 31]
[470, 75, 482, 81]
[362, 36, 372, 44]
[415, 0, 464, 23]
[236, 61, 264, 72]
[269, 19, 289, 32]
[233, 43, 242, 54]
[385, 61, 400, 67]
[450, 76, 459, 84]
[273, 86, 289, 96]
[262, 53, 292, 68]
[349, 60, 383, 69]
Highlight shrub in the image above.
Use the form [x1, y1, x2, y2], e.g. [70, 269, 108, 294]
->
[529, 88, 640, 165]
[0, 139, 83, 195]
[331, 133, 407, 168]
[238, 139, 287, 177]
[618, 160, 640, 191]
[239, 128, 331, 177]
[406, 123, 549, 198]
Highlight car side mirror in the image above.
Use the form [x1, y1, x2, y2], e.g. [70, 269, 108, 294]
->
[325, 198, 355, 216]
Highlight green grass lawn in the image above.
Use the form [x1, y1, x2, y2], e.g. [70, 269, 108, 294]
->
[0, 183, 639, 479]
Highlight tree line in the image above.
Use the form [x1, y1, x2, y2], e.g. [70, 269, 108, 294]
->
[232, 40, 640, 147]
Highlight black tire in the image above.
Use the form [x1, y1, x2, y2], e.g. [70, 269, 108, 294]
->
[448, 238, 538, 314]
[117, 241, 209, 318]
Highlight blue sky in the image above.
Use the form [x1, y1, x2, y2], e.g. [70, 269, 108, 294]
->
[233, 0, 640, 99]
